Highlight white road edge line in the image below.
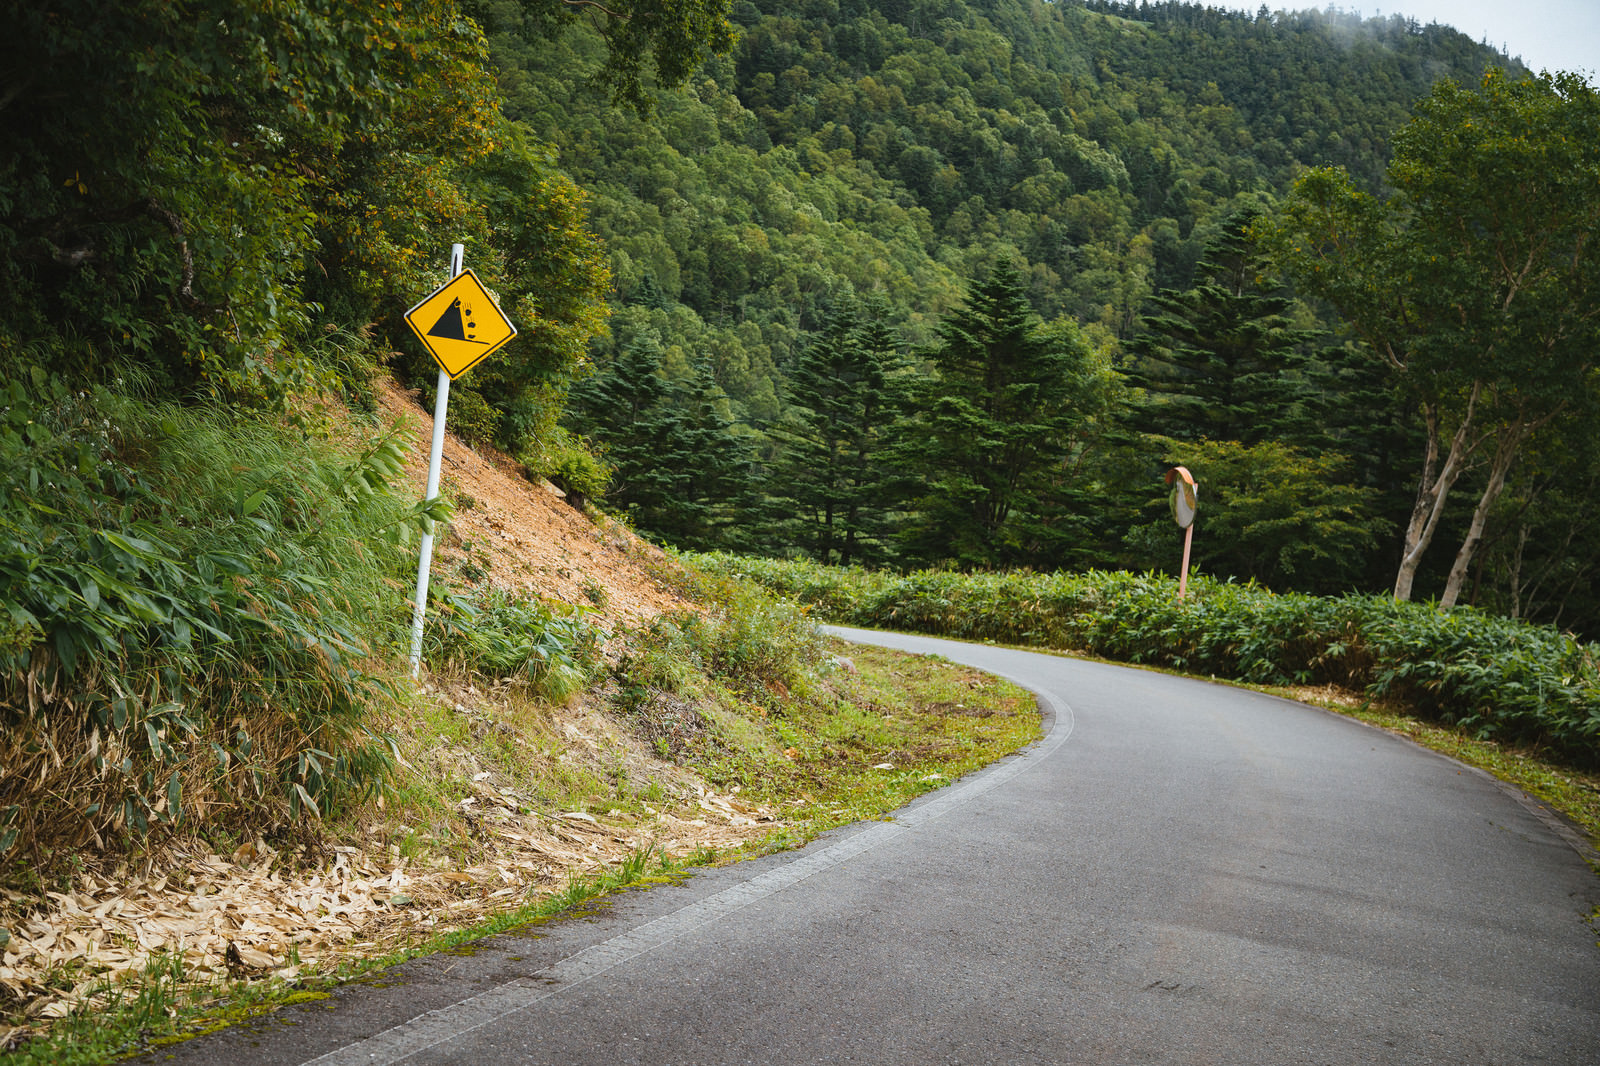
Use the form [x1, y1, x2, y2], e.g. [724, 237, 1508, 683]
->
[303, 629, 1073, 1066]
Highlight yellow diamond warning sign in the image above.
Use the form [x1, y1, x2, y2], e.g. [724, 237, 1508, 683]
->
[404, 269, 516, 379]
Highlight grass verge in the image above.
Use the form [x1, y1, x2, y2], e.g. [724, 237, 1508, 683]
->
[690, 641, 1043, 835]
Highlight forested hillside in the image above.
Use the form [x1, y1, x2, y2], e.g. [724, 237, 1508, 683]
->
[4, 1, 1598, 851]
[11, 1, 1595, 628]
[458, 0, 1600, 634]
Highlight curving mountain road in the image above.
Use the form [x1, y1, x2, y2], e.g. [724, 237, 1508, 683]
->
[140, 628, 1600, 1065]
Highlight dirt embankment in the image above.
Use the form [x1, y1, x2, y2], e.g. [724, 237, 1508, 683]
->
[376, 379, 692, 629]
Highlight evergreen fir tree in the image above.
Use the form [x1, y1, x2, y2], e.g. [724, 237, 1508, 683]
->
[566, 339, 752, 549]
[761, 297, 908, 567]
[898, 261, 1094, 568]
[1121, 209, 1318, 446]
[665, 359, 755, 549]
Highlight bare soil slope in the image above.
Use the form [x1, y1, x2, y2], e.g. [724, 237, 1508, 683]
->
[377, 380, 692, 629]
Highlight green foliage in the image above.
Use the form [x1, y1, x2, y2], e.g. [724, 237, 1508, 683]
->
[1, 0, 613, 430]
[466, 0, 736, 116]
[442, 385, 503, 449]
[897, 261, 1103, 567]
[758, 296, 910, 567]
[567, 341, 754, 549]
[506, 0, 1508, 417]
[695, 553, 1600, 767]
[1120, 206, 1321, 446]
[1131, 436, 1390, 594]
[424, 589, 604, 703]
[1469, 398, 1600, 632]
[1266, 70, 1600, 412]
[1262, 70, 1600, 604]
[0, 375, 439, 863]
[620, 564, 829, 702]
[2, 0, 419, 402]
[524, 425, 613, 511]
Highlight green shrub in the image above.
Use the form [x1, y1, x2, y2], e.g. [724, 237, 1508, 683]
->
[611, 558, 831, 721]
[618, 615, 704, 698]
[424, 588, 604, 703]
[521, 426, 612, 511]
[444, 386, 502, 448]
[691, 553, 1600, 767]
[0, 373, 439, 864]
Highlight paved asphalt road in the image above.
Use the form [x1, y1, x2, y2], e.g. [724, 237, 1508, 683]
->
[139, 628, 1600, 1065]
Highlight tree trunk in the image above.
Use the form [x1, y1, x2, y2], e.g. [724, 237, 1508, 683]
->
[1393, 386, 1482, 601]
[1439, 418, 1528, 607]
[1438, 397, 1567, 608]
[1508, 524, 1530, 620]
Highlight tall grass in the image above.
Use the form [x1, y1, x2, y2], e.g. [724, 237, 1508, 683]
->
[691, 554, 1600, 768]
[0, 372, 441, 867]
[632, 555, 831, 700]
[423, 588, 604, 704]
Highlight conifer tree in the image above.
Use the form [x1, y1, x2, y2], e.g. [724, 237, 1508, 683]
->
[898, 262, 1095, 567]
[1120, 209, 1317, 446]
[567, 339, 752, 549]
[761, 297, 908, 567]
[667, 360, 755, 549]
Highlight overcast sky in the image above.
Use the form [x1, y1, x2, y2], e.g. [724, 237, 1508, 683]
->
[1211, 2, 1600, 81]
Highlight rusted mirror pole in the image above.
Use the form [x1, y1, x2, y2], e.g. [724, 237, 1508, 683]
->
[1165, 465, 1198, 601]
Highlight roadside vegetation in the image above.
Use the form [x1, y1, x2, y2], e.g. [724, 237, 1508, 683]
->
[0, 388, 1037, 1059]
[0, 374, 442, 870]
[692, 552, 1600, 846]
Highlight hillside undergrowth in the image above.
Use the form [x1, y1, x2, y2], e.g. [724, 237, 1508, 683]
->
[0, 374, 451, 874]
[692, 553, 1600, 771]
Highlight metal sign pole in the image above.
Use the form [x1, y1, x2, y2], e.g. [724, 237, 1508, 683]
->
[409, 243, 464, 679]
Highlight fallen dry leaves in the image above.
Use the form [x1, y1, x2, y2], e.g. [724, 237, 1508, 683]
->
[0, 769, 781, 1029]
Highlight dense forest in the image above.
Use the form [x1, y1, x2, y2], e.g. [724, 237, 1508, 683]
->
[5, 0, 1599, 639]
[487, 0, 1597, 635]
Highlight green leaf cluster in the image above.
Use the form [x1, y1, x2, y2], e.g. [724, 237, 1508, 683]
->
[0, 0, 612, 436]
[423, 589, 605, 704]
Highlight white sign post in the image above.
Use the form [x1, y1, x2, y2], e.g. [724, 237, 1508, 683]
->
[1166, 465, 1198, 602]
[401, 244, 519, 678]
[407, 245, 464, 678]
